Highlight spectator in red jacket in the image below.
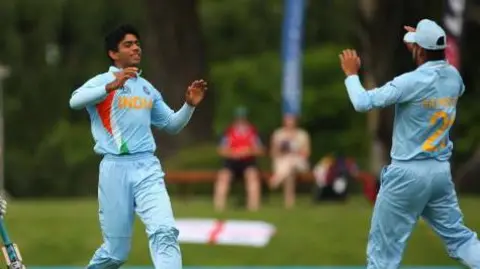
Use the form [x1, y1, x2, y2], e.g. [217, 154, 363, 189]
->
[214, 107, 264, 212]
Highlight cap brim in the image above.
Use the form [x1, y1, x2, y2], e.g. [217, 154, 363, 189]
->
[403, 32, 416, 43]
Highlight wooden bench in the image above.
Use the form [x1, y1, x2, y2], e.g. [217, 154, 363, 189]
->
[165, 170, 375, 185]
[164, 170, 378, 203]
[165, 170, 315, 183]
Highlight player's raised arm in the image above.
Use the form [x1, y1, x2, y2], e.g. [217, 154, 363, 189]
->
[69, 67, 138, 110]
[339, 49, 414, 112]
[151, 79, 207, 134]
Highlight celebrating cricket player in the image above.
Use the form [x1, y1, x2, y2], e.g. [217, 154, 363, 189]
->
[69, 24, 206, 269]
[339, 19, 480, 268]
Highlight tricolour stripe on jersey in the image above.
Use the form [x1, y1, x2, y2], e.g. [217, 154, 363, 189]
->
[96, 91, 129, 154]
[96, 92, 116, 135]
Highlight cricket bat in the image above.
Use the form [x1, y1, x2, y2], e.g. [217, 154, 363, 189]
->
[0, 217, 25, 269]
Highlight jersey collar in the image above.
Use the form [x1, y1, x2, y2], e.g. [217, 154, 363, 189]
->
[417, 60, 448, 70]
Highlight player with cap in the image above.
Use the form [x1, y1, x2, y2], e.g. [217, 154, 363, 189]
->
[339, 19, 480, 268]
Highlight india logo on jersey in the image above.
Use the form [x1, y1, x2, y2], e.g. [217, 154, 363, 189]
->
[118, 96, 153, 109]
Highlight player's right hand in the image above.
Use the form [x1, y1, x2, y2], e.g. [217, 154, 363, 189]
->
[404, 26, 416, 32]
[403, 26, 416, 52]
[106, 67, 138, 93]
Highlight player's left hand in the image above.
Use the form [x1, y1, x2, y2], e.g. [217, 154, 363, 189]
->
[339, 49, 361, 76]
[185, 79, 207, 107]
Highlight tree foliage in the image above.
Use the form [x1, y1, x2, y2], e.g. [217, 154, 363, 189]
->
[0, 0, 479, 196]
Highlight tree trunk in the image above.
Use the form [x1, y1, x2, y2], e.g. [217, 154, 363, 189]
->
[452, 0, 480, 191]
[357, 0, 441, 174]
[143, 0, 213, 157]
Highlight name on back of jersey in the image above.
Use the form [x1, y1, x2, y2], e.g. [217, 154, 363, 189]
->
[422, 97, 458, 109]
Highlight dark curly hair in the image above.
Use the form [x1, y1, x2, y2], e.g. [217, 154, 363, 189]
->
[104, 24, 140, 62]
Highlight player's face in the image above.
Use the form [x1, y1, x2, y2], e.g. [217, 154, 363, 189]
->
[110, 34, 142, 68]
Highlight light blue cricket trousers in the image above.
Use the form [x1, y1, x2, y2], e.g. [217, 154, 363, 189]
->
[87, 152, 182, 269]
[367, 159, 480, 269]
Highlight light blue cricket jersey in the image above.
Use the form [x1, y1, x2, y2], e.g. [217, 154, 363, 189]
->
[345, 60, 465, 162]
[69, 66, 195, 155]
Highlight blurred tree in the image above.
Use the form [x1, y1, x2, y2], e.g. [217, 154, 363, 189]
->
[210, 45, 369, 167]
[1, 0, 479, 196]
[357, 0, 480, 188]
[143, 0, 213, 157]
[453, 0, 480, 192]
[357, 0, 442, 174]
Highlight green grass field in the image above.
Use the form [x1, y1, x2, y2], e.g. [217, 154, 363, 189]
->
[3, 195, 480, 267]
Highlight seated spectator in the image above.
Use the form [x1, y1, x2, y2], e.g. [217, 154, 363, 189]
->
[312, 153, 359, 202]
[269, 114, 311, 209]
[214, 107, 264, 212]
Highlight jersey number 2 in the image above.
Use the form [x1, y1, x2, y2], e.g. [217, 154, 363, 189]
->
[422, 111, 455, 152]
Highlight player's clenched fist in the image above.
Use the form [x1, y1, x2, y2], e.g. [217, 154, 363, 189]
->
[106, 67, 138, 93]
[339, 49, 361, 76]
[185, 79, 208, 107]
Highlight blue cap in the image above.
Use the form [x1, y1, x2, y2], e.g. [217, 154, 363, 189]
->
[403, 19, 447, 50]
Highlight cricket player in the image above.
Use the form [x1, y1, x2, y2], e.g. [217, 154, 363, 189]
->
[69, 24, 207, 269]
[339, 19, 480, 268]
